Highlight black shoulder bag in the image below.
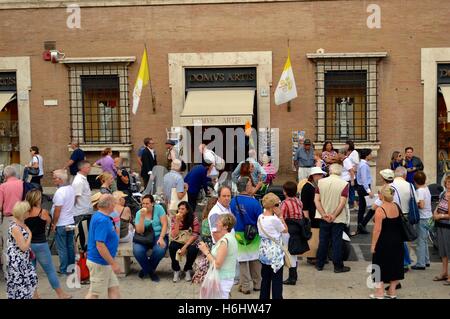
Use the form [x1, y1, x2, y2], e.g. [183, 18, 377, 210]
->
[133, 223, 155, 246]
[236, 196, 258, 242]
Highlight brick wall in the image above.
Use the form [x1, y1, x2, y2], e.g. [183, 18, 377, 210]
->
[0, 0, 449, 184]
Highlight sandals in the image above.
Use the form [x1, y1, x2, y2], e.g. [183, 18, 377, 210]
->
[384, 293, 397, 299]
[443, 281, 450, 286]
[369, 294, 385, 299]
[433, 275, 448, 281]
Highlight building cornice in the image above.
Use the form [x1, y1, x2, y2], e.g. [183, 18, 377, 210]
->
[306, 52, 388, 60]
[60, 57, 136, 64]
[0, 0, 346, 10]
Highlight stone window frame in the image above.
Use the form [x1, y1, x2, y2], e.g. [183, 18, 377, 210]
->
[62, 57, 135, 147]
[307, 52, 387, 143]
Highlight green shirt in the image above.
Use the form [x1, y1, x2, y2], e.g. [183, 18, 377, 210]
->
[201, 219, 211, 236]
[211, 232, 238, 280]
[134, 204, 166, 238]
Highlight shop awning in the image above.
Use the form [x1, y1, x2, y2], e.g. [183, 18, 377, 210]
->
[439, 85, 450, 122]
[180, 89, 255, 126]
[0, 92, 16, 112]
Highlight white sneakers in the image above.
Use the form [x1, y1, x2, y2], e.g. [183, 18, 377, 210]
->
[173, 271, 180, 282]
[185, 270, 191, 282]
[173, 270, 191, 282]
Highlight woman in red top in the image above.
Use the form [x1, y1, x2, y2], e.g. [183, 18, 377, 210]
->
[280, 181, 309, 286]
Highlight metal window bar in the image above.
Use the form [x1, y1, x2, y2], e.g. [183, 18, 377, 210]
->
[315, 58, 378, 142]
[68, 63, 130, 145]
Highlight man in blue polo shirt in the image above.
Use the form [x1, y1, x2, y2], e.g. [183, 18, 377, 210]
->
[86, 194, 121, 299]
[184, 162, 212, 211]
[230, 177, 263, 294]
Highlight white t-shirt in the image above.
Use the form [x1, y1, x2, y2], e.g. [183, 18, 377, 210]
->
[52, 185, 75, 226]
[349, 150, 360, 170]
[71, 173, 92, 217]
[208, 202, 234, 243]
[392, 178, 416, 215]
[416, 187, 432, 219]
[30, 155, 44, 176]
[341, 157, 354, 182]
[257, 214, 285, 240]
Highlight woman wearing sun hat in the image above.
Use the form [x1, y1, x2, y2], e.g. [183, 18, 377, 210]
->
[299, 167, 327, 265]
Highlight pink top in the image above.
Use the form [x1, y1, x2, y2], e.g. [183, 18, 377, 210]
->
[0, 177, 23, 216]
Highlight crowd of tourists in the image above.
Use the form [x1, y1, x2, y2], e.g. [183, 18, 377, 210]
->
[0, 138, 448, 300]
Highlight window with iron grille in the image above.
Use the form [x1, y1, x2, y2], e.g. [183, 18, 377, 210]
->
[313, 58, 379, 143]
[68, 63, 130, 144]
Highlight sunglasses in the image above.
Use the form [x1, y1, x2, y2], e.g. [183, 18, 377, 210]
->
[274, 202, 281, 207]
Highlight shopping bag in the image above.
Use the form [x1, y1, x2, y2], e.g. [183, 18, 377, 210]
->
[199, 264, 222, 299]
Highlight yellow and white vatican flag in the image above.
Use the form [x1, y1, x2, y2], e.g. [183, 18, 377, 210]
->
[274, 51, 297, 105]
[132, 48, 150, 114]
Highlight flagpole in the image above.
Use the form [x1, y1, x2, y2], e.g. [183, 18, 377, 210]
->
[287, 38, 291, 112]
[144, 43, 156, 114]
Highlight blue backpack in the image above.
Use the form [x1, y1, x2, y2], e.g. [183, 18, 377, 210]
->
[392, 184, 420, 225]
[407, 184, 420, 225]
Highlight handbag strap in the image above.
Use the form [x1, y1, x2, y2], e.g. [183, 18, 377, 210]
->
[257, 216, 281, 245]
[391, 185, 401, 207]
[409, 183, 417, 201]
[235, 196, 246, 222]
[379, 206, 388, 218]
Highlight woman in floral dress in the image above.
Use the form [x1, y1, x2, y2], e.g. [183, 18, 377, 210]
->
[6, 201, 38, 299]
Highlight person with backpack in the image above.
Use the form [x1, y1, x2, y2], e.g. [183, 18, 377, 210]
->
[230, 177, 262, 295]
[0, 165, 24, 272]
[392, 166, 418, 273]
[25, 189, 72, 299]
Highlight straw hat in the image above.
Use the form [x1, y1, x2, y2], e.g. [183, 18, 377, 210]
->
[91, 192, 102, 207]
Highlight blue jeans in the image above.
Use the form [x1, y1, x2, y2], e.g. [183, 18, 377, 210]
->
[55, 226, 75, 274]
[31, 242, 60, 289]
[317, 221, 345, 269]
[414, 219, 431, 267]
[348, 182, 355, 207]
[404, 242, 411, 267]
[133, 235, 168, 275]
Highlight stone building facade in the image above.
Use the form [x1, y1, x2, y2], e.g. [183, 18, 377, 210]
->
[0, 0, 449, 185]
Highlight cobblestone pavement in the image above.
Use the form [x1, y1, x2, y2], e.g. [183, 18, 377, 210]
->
[1, 254, 449, 299]
[1, 206, 449, 299]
